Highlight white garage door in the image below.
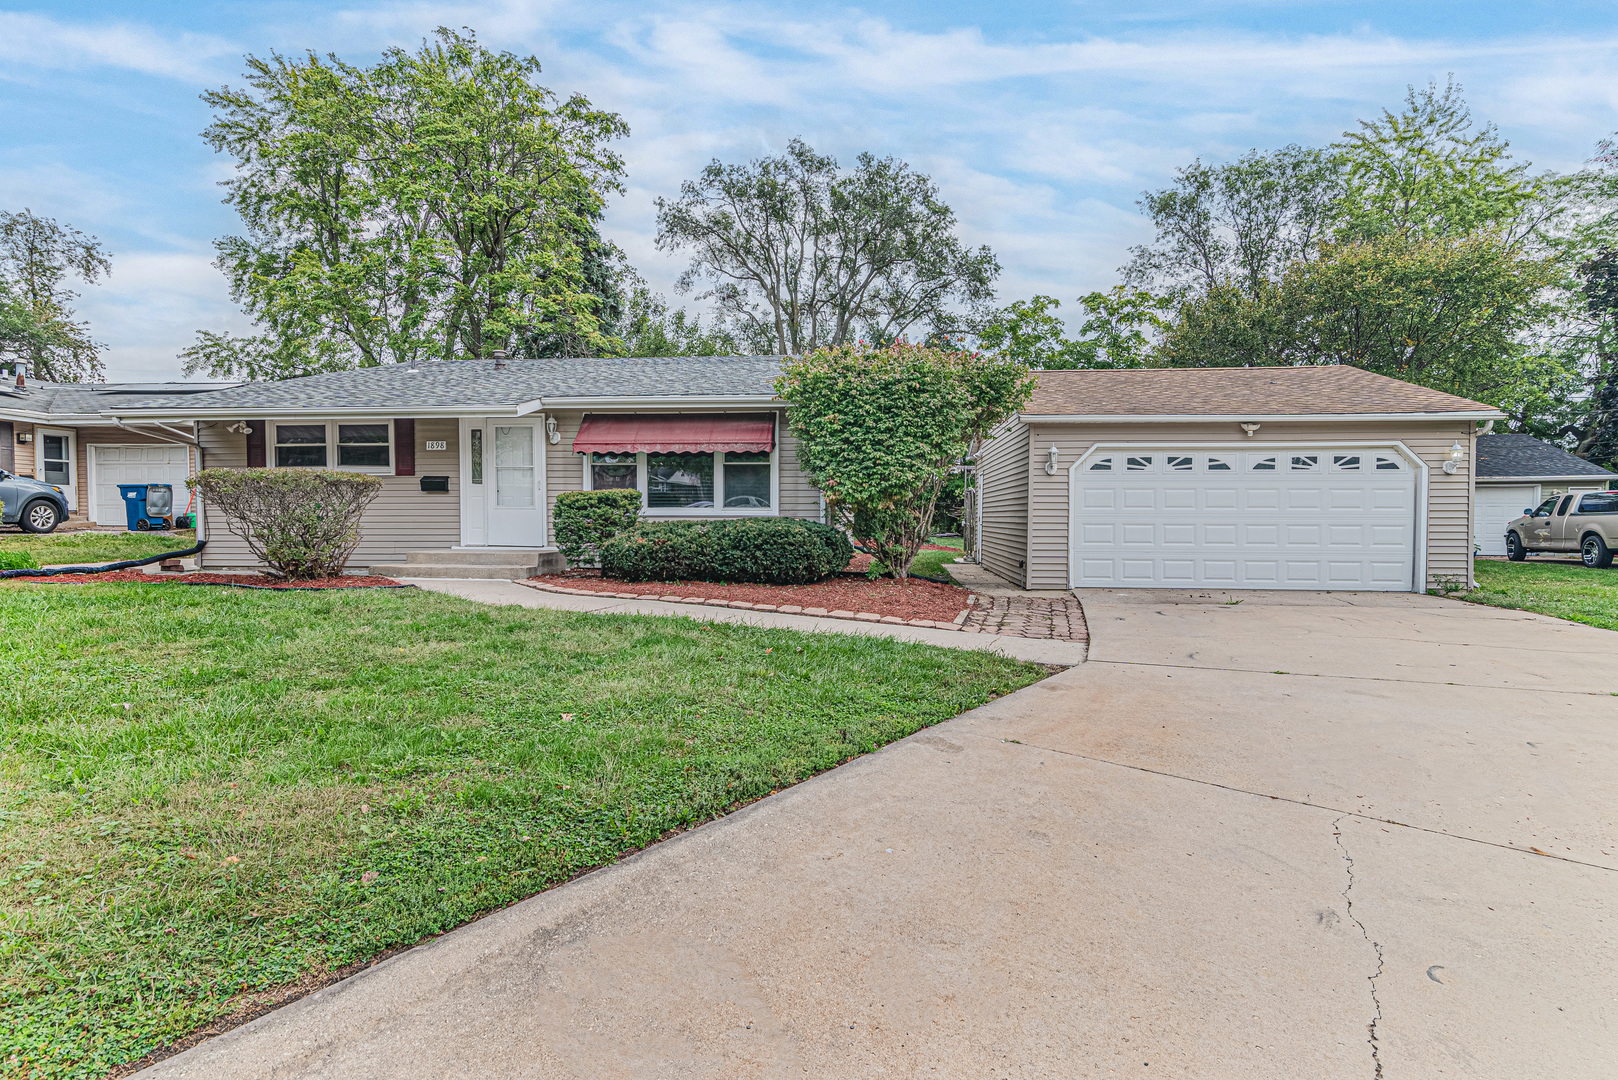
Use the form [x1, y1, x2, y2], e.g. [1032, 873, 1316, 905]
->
[1474, 484, 1538, 557]
[90, 444, 193, 526]
[1071, 447, 1417, 591]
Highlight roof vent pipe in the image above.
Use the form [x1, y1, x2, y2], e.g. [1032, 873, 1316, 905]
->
[491, 349, 508, 371]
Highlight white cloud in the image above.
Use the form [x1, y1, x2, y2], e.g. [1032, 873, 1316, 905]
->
[0, 12, 236, 81]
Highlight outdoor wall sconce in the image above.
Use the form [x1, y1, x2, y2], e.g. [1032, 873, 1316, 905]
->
[1240, 423, 1261, 437]
[1045, 445, 1060, 474]
[546, 415, 561, 444]
[16, 431, 32, 444]
[224, 421, 252, 435]
[1444, 440, 1466, 475]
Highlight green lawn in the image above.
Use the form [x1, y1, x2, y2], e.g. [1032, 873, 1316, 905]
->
[0, 529, 196, 567]
[1466, 559, 1618, 631]
[0, 583, 1043, 1078]
[908, 536, 965, 580]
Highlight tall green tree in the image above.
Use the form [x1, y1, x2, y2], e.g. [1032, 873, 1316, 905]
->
[617, 282, 739, 357]
[978, 288, 1169, 369]
[1124, 145, 1342, 299]
[1332, 78, 1547, 245]
[0, 209, 112, 382]
[187, 28, 628, 379]
[656, 139, 998, 354]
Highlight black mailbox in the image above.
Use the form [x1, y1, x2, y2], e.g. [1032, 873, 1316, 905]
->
[419, 475, 450, 492]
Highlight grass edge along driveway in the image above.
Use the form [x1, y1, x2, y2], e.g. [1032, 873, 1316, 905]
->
[1464, 559, 1618, 632]
[0, 582, 1046, 1080]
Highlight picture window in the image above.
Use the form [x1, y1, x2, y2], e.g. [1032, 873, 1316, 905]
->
[722, 451, 772, 508]
[647, 453, 716, 508]
[337, 424, 390, 468]
[275, 424, 327, 468]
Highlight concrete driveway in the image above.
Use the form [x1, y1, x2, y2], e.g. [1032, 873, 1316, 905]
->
[142, 591, 1618, 1079]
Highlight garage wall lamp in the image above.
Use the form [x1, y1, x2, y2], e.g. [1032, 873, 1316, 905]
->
[1045, 445, 1060, 474]
[1443, 440, 1465, 475]
[1240, 423, 1261, 437]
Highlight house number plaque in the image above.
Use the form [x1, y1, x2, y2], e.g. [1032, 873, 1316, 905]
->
[425, 440, 447, 451]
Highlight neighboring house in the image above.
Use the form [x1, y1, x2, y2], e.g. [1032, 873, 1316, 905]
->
[0, 375, 239, 526]
[105, 357, 821, 571]
[1472, 433, 1615, 556]
[976, 366, 1502, 593]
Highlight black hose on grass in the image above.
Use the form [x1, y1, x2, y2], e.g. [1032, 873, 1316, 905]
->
[0, 540, 207, 579]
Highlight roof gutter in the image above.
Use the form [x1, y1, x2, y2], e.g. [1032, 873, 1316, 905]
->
[104, 395, 784, 422]
[1019, 410, 1504, 423]
[1478, 475, 1617, 484]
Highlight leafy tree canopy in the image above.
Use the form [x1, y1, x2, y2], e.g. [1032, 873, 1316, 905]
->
[657, 138, 998, 355]
[617, 279, 740, 357]
[186, 28, 628, 379]
[775, 342, 1034, 578]
[977, 289, 1170, 369]
[0, 209, 111, 382]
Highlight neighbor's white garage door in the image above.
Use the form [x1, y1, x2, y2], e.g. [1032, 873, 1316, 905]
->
[1071, 448, 1417, 591]
[90, 444, 193, 526]
[1474, 484, 1538, 557]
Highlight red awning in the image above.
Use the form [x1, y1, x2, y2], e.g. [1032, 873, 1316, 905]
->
[572, 413, 776, 454]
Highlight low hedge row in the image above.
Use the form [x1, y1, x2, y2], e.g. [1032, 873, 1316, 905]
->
[599, 518, 854, 585]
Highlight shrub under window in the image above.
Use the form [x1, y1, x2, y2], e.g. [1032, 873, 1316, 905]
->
[600, 517, 853, 585]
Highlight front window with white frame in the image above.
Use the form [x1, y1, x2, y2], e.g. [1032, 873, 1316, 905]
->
[272, 421, 393, 473]
[584, 449, 776, 513]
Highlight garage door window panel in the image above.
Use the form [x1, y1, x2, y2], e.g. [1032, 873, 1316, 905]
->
[1125, 456, 1154, 471]
[1249, 456, 1278, 471]
[1205, 456, 1234, 471]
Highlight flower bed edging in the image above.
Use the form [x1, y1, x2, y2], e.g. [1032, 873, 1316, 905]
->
[517, 578, 975, 631]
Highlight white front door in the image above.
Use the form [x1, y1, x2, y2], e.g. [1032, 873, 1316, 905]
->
[38, 428, 75, 515]
[1070, 446, 1419, 591]
[486, 422, 544, 546]
[1474, 484, 1539, 557]
[90, 444, 193, 526]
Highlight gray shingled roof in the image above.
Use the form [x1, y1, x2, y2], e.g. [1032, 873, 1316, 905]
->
[1476, 433, 1615, 480]
[109, 357, 786, 414]
[0, 380, 240, 418]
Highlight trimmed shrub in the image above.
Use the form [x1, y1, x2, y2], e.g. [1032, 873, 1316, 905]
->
[600, 517, 854, 585]
[554, 489, 642, 567]
[0, 549, 40, 571]
[189, 468, 383, 580]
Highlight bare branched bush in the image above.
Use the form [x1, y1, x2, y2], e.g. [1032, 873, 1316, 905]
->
[190, 469, 383, 579]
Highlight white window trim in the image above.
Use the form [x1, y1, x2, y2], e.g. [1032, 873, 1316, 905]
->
[581, 448, 780, 516]
[268, 420, 395, 475]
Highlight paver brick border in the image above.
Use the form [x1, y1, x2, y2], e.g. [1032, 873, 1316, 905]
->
[516, 579, 975, 631]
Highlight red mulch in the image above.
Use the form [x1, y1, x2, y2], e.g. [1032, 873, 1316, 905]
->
[530, 569, 971, 623]
[5, 571, 404, 589]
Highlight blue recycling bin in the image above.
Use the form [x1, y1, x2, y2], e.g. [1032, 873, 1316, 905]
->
[118, 483, 174, 531]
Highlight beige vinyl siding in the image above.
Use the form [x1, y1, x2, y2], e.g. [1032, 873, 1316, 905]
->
[1023, 419, 1478, 591]
[976, 421, 1031, 587]
[542, 409, 820, 545]
[196, 418, 461, 570]
[11, 422, 34, 476]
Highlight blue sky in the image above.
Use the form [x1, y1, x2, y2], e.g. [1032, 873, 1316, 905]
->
[3, 1, 1616, 381]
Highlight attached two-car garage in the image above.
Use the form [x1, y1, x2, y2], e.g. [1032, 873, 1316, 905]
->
[974, 366, 1499, 594]
[1069, 445, 1418, 591]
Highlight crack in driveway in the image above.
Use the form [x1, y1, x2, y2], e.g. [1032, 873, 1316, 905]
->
[1335, 815, 1386, 1079]
[1089, 658, 1616, 696]
[965, 732, 1618, 873]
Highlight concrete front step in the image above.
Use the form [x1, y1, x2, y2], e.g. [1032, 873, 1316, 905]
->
[372, 548, 566, 580]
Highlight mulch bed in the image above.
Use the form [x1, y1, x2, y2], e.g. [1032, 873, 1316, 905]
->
[5, 571, 404, 589]
[529, 569, 972, 624]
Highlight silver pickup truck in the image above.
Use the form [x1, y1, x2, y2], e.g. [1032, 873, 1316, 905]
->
[1505, 490, 1618, 568]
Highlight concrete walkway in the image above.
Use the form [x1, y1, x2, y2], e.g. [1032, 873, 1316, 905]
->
[400, 577, 1088, 666]
[140, 590, 1617, 1079]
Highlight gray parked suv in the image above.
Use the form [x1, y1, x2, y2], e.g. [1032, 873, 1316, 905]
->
[1505, 490, 1618, 568]
[0, 469, 70, 533]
